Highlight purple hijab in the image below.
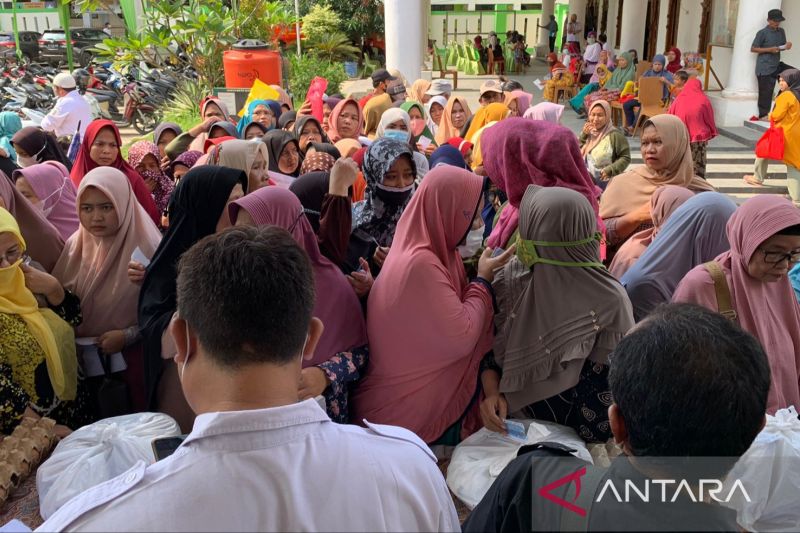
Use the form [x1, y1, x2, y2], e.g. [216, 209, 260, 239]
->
[12, 162, 79, 240]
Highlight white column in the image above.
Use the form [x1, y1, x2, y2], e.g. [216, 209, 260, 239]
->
[384, 0, 425, 82]
[722, 0, 783, 99]
[618, 0, 647, 57]
[607, 0, 619, 48]
[538, 0, 555, 48]
[568, 0, 587, 45]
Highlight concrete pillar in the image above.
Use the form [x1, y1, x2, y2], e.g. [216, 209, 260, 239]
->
[537, 0, 555, 48]
[618, 0, 647, 57]
[606, 0, 619, 49]
[568, 0, 587, 45]
[722, 0, 783, 99]
[384, 0, 425, 82]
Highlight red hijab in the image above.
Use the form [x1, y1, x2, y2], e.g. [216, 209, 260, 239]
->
[666, 47, 682, 74]
[69, 120, 159, 224]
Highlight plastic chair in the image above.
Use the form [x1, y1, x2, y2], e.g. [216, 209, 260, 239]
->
[446, 41, 459, 67]
[433, 49, 459, 88]
[456, 43, 468, 72]
[632, 76, 668, 135]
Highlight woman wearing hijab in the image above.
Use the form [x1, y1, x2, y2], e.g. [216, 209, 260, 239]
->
[300, 152, 336, 174]
[424, 96, 447, 139]
[401, 101, 436, 151]
[543, 52, 574, 103]
[609, 185, 694, 279]
[668, 78, 717, 179]
[523, 102, 564, 123]
[127, 141, 175, 216]
[11, 127, 72, 170]
[674, 195, 800, 414]
[334, 138, 362, 158]
[0, 111, 22, 164]
[579, 100, 631, 188]
[169, 151, 202, 184]
[138, 166, 247, 430]
[12, 162, 79, 240]
[207, 121, 238, 140]
[430, 145, 467, 169]
[576, 52, 637, 117]
[263, 130, 302, 178]
[327, 98, 364, 143]
[69, 120, 160, 225]
[435, 96, 472, 146]
[464, 103, 510, 144]
[292, 115, 330, 154]
[503, 90, 532, 118]
[53, 167, 162, 411]
[0, 175, 63, 271]
[0, 207, 91, 433]
[600, 115, 715, 249]
[482, 186, 634, 443]
[408, 79, 432, 105]
[621, 192, 736, 321]
[166, 96, 233, 158]
[374, 108, 430, 180]
[665, 47, 682, 74]
[278, 111, 298, 132]
[270, 84, 293, 111]
[236, 99, 282, 137]
[482, 118, 602, 250]
[208, 139, 271, 192]
[744, 70, 800, 204]
[230, 187, 368, 422]
[363, 93, 393, 140]
[153, 123, 182, 160]
[351, 166, 513, 444]
[622, 54, 673, 135]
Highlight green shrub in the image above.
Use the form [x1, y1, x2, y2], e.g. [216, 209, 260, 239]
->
[301, 4, 342, 43]
[288, 54, 347, 105]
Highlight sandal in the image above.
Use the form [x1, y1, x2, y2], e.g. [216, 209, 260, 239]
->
[743, 175, 764, 187]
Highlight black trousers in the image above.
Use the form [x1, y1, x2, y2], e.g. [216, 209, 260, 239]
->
[548, 35, 556, 53]
[758, 61, 796, 117]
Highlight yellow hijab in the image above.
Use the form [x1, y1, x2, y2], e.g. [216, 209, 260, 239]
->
[0, 208, 76, 400]
[465, 103, 510, 143]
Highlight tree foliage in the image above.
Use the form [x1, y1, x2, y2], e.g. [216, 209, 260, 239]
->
[300, 4, 341, 43]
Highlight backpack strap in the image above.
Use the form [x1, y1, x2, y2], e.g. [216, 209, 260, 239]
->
[558, 465, 606, 532]
[703, 261, 737, 322]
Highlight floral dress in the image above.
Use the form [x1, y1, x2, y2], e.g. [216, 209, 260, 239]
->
[317, 346, 369, 424]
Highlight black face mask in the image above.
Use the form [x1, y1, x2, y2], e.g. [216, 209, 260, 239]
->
[374, 183, 414, 206]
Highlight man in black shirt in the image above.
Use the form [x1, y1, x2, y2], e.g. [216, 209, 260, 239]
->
[751, 9, 794, 119]
[462, 304, 771, 532]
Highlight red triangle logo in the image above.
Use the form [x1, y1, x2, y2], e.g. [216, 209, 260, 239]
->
[537, 466, 588, 517]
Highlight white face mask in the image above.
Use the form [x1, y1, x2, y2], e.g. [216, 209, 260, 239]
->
[383, 129, 410, 143]
[16, 155, 37, 168]
[458, 225, 485, 259]
[587, 37, 596, 44]
[36, 179, 67, 217]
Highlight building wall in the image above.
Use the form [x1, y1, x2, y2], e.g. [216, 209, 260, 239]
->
[0, 13, 60, 33]
[778, 0, 800, 68]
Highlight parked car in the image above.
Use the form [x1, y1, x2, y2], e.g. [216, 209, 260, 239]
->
[0, 31, 41, 63]
[39, 28, 107, 67]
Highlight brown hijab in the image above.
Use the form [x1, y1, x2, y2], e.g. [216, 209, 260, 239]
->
[599, 115, 714, 219]
[581, 100, 615, 157]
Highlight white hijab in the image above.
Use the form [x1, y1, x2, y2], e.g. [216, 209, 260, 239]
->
[425, 96, 448, 138]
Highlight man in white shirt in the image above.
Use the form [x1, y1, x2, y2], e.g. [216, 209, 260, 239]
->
[566, 13, 583, 52]
[40, 73, 92, 139]
[38, 226, 461, 533]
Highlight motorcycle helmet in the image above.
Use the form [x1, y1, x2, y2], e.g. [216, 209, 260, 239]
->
[71, 68, 91, 91]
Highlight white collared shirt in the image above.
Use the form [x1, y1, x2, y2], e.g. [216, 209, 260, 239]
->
[40, 90, 93, 138]
[37, 400, 460, 532]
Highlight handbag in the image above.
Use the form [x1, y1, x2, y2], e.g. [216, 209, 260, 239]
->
[755, 120, 785, 160]
[95, 351, 131, 419]
[703, 261, 737, 322]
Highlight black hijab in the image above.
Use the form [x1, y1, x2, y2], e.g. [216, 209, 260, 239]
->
[292, 115, 330, 152]
[208, 121, 239, 139]
[138, 165, 248, 405]
[288, 171, 330, 233]
[11, 126, 72, 170]
[263, 130, 301, 176]
[782, 69, 800, 104]
[278, 111, 298, 131]
[307, 142, 341, 160]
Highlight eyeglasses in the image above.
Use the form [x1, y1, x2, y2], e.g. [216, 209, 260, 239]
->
[0, 245, 23, 266]
[759, 248, 800, 265]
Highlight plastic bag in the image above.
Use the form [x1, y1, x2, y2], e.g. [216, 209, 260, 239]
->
[37, 413, 180, 519]
[446, 420, 592, 510]
[722, 406, 800, 532]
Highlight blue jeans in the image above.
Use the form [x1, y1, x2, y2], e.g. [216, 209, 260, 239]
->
[569, 83, 598, 111]
[623, 99, 640, 127]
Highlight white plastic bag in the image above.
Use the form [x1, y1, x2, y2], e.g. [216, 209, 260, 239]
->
[722, 406, 800, 532]
[446, 420, 592, 509]
[37, 413, 180, 519]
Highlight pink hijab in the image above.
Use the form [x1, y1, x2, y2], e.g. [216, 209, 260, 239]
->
[673, 195, 800, 414]
[229, 187, 367, 365]
[12, 162, 79, 241]
[482, 118, 602, 249]
[326, 98, 363, 143]
[52, 167, 162, 336]
[351, 166, 494, 443]
[609, 185, 694, 278]
[523, 102, 564, 123]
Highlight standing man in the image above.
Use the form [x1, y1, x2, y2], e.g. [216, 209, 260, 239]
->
[40, 73, 93, 139]
[358, 68, 396, 108]
[751, 8, 794, 120]
[566, 13, 583, 53]
[102, 22, 112, 36]
[538, 14, 558, 53]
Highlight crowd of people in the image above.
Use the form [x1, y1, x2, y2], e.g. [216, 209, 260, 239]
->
[1, 9, 800, 529]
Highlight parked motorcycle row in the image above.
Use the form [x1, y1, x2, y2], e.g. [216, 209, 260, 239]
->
[0, 58, 196, 134]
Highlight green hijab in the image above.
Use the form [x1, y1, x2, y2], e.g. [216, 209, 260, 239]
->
[400, 101, 436, 145]
[605, 52, 636, 91]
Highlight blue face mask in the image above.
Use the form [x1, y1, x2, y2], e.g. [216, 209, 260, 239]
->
[383, 129, 410, 143]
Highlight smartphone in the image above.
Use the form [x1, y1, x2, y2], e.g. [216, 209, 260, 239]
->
[151, 436, 186, 461]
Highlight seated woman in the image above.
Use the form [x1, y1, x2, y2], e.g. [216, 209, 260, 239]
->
[165, 97, 232, 158]
[138, 166, 247, 431]
[665, 46, 683, 74]
[13, 162, 79, 241]
[608, 185, 694, 279]
[69, 120, 160, 225]
[482, 186, 634, 443]
[622, 54, 673, 135]
[621, 192, 736, 321]
[579, 100, 631, 189]
[600, 115, 714, 250]
[153, 123, 181, 161]
[673, 195, 800, 414]
[236, 99, 282, 137]
[504, 90, 532, 117]
[230, 187, 368, 422]
[326, 98, 364, 143]
[127, 141, 175, 216]
[293, 116, 330, 155]
[262, 131, 302, 178]
[542, 53, 574, 103]
[0, 175, 63, 272]
[474, 36, 488, 72]
[208, 139, 271, 192]
[482, 118, 601, 250]
[425, 96, 447, 139]
[351, 165, 514, 444]
[53, 167, 162, 412]
[0, 207, 92, 434]
[11, 127, 72, 170]
[571, 52, 636, 118]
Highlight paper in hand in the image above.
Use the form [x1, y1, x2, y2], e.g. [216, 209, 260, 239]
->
[131, 247, 151, 268]
[504, 420, 527, 443]
[75, 338, 127, 377]
[533, 79, 545, 91]
[417, 136, 433, 150]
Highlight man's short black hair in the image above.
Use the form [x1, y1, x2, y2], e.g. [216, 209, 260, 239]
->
[176, 226, 315, 368]
[609, 304, 769, 472]
[675, 70, 690, 83]
[598, 33, 607, 43]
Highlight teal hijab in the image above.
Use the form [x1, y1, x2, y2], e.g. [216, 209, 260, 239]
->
[605, 52, 636, 91]
[0, 112, 21, 162]
[236, 99, 282, 137]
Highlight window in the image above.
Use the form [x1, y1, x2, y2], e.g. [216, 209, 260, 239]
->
[521, 3, 540, 9]
[475, 4, 495, 11]
[433, 5, 455, 11]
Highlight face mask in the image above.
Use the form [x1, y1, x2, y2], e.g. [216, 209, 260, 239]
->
[383, 129, 410, 143]
[16, 155, 37, 168]
[375, 182, 414, 206]
[37, 179, 67, 217]
[409, 118, 426, 137]
[587, 38, 596, 44]
[458, 226, 485, 259]
[179, 320, 191, 382]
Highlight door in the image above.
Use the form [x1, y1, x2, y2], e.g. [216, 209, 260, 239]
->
[664, 0, 680, 50]
[698, 0, 713, 54]
[600, 0, 610, 35]
[614, 0, 624, 48]
[643, 0, 660, 60]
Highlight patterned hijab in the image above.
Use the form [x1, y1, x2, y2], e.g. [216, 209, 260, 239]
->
[127, 140, 174, 214]
[300, 152, 336, 174]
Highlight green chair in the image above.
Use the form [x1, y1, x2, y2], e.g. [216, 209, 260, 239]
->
[461, 42, 484, 75]
[446, 41, 459, 67]
[456, 42, 468, 72]
[505, 43, 517, 74]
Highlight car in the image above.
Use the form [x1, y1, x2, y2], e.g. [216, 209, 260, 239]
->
[39, 28, 107, 67]
[0, 31, 41, 63]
